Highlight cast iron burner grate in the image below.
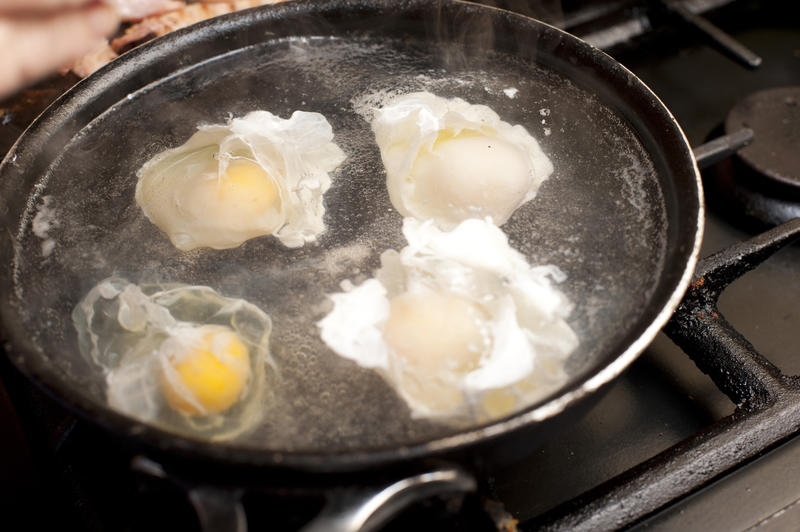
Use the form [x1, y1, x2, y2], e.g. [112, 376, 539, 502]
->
[523, 214, 800, 531]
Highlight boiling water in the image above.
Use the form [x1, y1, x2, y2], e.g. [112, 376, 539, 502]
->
[12, 35, 665, 452]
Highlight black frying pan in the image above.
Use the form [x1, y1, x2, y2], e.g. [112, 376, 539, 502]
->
[0, 0, 702, 510]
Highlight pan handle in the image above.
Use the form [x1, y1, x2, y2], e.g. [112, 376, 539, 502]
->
[301, 466, 477, 532]
[131, 455, 247, 532]
[133, 455, 476, 532]
[187, 486, 247, 532]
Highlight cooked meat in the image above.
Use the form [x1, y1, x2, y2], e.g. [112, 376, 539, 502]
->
[105, 0, 188, 22]
[69, 0, 283, 76]
[111, 0, 282, 52]
[110, 2, 237, 52]
[69, 39, 118, 78]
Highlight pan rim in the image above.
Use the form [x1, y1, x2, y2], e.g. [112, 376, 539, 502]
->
[0, 0, 704, 472]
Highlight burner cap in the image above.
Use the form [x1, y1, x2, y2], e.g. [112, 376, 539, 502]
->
[725, 86, 800, 188]
[704, 86, 800, 230]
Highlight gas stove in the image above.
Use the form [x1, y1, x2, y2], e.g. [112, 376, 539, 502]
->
[1, 1, 799, 530]
[487, 1, 800, 529]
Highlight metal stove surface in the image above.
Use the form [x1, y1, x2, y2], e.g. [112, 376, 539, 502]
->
[0, 1, 799, 531]
[487, 1, 800, 529]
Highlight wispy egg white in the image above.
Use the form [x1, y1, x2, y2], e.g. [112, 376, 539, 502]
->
[370, 92, 554, 228]
[72, 278, 273, 440]
[317, 218, 579, 421]
[136, 110, 345, 251]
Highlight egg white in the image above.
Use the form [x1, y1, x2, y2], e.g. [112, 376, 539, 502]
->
[318, 218, 578, 420]
[136, 110, 346, 251]
[72, 277, 272, 440]
[370, 92, 554, 227]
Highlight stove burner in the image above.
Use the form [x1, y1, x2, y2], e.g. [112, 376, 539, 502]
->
[726, 87, 800, 187]
[704, 86, 800, 229]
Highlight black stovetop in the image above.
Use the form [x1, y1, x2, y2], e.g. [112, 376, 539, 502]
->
[1, 1, 799, 530]
[488, 1, 800, 529]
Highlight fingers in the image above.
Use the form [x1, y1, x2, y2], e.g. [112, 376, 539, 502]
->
[0, 5, 119, 99]
[0, 0, 96, 14]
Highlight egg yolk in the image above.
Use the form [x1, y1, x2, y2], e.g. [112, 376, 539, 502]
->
[219, 158, 281, 212]
[384, 290, 490, 371]
[383, 290, 492, 413]
[191, 159, 281, 227]
[383, 291, 490, 414]
[161, 327, 251, 416]
[409, 129, 532, 225]
[481, 388, 518, 419]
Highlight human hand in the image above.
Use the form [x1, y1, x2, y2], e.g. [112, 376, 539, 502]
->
[0, 1, 119, 99]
